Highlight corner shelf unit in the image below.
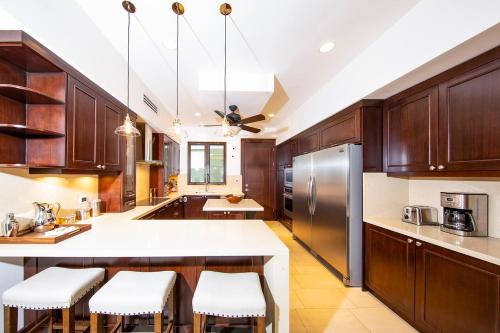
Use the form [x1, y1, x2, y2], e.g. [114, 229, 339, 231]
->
[0, 32, 67, 167]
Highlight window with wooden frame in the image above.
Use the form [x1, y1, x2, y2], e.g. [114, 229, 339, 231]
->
[188, 142, 226, 185]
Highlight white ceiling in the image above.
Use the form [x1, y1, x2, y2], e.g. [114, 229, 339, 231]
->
[76, 0, 419, 131]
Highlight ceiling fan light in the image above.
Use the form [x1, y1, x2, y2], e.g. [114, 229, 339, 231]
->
[221, 117, 231, 136]
[115, 113, 141, 137]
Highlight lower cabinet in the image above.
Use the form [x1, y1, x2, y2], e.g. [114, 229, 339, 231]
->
[364, 223, 500, 333]
[207, 211, 246, 220]
[183, 195, 220, 219]
[140, 198, 184, 220]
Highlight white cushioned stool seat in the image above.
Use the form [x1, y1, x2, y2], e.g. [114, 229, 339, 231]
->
[192, 271, 266, 318]
[89, 270, 176, 315]
[2, 267, 105, 310]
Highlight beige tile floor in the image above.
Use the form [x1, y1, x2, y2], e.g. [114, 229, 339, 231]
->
[265, 221, 418, 333]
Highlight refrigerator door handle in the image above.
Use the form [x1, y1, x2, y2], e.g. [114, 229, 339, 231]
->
[306, 176, 312, 215]
[311, 176, 317, 215]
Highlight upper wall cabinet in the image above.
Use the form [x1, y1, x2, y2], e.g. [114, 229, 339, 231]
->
[283, 100, 383, 172]
[66, 76, 125, 171]
[384, 87, 438, 173]
[383, 46, 500, 176]
[438, 57, 500, 171]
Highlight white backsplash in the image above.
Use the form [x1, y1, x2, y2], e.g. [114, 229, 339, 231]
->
[177, 174, 243, 195]
[0, 168, 98, 216]
[363, 173, 500, 238]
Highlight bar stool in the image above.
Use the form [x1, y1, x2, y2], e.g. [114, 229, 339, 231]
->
[3, 266, 105, 333]
[192, 271, 266, 333]
[89, 270, 176, 333]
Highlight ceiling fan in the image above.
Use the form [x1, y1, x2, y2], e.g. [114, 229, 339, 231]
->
[204, 105, 265, 133]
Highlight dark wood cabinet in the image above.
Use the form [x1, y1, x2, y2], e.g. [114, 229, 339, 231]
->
[277, 139, 298, 168]
[383, 86, 438, 173]
[152, 199, 184, 220]
[67, 76, 125, 172]
[183, 195, 220, 219]
[297, 129, 319, 155]
[319, 108, 361, 149]
[415, 241, 500, 333]
[66, 76, 100, 170]
[438, 57, 500, 171]
[100, 98, 123, 171]
[364, 223, 415, 322]
[364, 223, 500, 333]
[207, 211, 245, 220]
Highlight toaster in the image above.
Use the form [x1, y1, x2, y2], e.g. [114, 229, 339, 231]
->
[402, 206, 439, 225]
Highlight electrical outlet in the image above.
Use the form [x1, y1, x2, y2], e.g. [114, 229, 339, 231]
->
[78, 196, 88, 204]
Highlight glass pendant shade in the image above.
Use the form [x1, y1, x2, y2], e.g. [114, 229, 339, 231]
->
[221, 117, 231, 136]
[115, 113, 141, 137]
[173, 118, 182, 135]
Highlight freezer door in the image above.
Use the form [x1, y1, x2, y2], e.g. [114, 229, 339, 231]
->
[292, 153, 313, 247]
[311, 145, 349, 277]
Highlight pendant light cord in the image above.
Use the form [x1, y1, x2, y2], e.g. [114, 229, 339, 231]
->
[224, 13, 227, 118]
[127, 10, 131, 115]
[176, 10, 179, 119]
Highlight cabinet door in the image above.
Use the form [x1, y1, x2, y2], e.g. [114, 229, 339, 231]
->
[173, 142, 180, 174]
[276, 144, 285, 167]
[415, 241, 500, 333]
[290, 139, 298, 158]
[66, 76, 99, 169]
[184, 196, 208, 219]
[100, 98, 123, 171]
[383, 86, 438, 173]
[298, 130, 319, 155]
[320, 108, 361, 149]
[207, 211, 228, 220]
[438, 58, 500, 171]
[364, 223, 415, 321]
[227, 212, 245, 219]
[276, 168, 284, 220]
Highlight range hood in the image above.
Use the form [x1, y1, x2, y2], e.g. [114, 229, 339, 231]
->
[135, 123, 163, 166]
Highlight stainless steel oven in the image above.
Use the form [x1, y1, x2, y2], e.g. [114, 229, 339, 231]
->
[283, 186, 293, 218]
[284, 167, 293, 188]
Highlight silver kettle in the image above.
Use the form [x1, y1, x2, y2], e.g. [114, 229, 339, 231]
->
[33, 202, 61, 226]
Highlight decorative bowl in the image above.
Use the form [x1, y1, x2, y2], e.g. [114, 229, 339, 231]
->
[226, 195, 243, 204]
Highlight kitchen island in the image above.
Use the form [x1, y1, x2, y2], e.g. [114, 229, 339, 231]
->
[203, 198, 264, 219]
[0, 203, 289, 333]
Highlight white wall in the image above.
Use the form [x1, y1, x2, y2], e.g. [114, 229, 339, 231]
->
[275, 0, 500, 143]
[363, 173, 500, 238]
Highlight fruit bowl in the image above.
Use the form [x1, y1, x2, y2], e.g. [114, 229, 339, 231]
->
[226, 195, 243, 204]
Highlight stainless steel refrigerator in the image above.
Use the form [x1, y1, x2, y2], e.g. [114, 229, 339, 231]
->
[293, 144, 362, 286]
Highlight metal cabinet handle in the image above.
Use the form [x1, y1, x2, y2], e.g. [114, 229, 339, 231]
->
[415, 241, 422, 247]
[96, 165, 101, 169]
[407, 238, 413, 244]
[429, 165, 436, 171]
[437, 165, 445, 170]
[102, 165, 106, 170]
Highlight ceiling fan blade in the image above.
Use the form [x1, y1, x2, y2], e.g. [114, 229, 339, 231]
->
[214, 110, 225, 118]
[202, 124, 222, 127]
[238, 114, 265, 125]
[239, 125, 261, 133]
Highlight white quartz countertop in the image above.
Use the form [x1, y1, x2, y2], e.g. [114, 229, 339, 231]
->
[203, 199, 264, 212]
[364, 217, 500, 265]
[0, 192, 288, 257]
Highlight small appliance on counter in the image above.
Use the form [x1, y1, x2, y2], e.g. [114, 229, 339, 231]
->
[440, 192, 488, 237]
[402, 205, 439, 225]
[90, 199, 102, 217]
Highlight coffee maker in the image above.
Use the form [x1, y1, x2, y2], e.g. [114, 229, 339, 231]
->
[440, 192, 488, 237]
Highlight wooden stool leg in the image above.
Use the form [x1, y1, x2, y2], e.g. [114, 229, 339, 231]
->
[3, 306, 17, 333]
[62, 306, 75, 333]
[90, 313, 103, 333]
[256, 317, 265, 333]
[116, 315, 124, 333]
[154, 312, 164, 333]
[167, 288, 175, 333]
[48, 310, 55, 333]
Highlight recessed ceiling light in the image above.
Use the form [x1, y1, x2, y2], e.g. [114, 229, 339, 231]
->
[268, 113, 275, 118]
[319, 41, 335, 53]
[164, 40, 177, 50]
[194, 112, 201, 117]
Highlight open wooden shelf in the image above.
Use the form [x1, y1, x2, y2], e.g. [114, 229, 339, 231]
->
[0, 84, 64, 104]
[0, 124, 65, 138]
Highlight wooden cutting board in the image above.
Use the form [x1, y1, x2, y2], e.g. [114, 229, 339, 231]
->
[0, 224, 91, 244]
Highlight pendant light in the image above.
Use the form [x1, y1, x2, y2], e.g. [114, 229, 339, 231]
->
[220, 3, 232, 137]
[115, 1, 141, 137]
[172, 2, 185, 135]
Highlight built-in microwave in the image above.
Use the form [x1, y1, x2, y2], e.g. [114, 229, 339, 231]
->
[284, 167, 293, 188]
